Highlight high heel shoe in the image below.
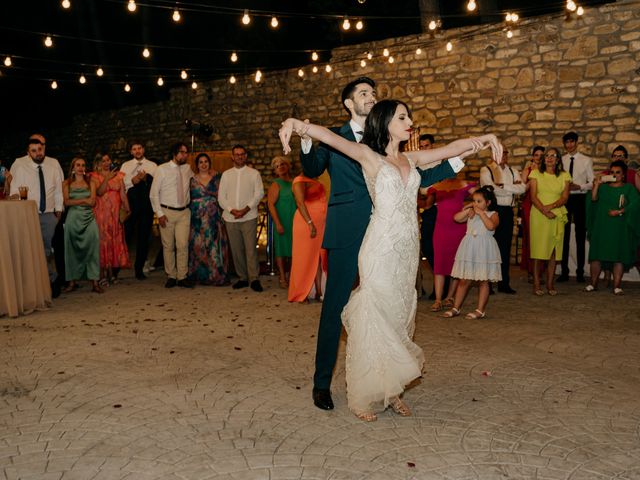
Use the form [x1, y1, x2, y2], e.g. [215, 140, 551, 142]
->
[355, 411, 377, 422]
[389, 397, 411, 416]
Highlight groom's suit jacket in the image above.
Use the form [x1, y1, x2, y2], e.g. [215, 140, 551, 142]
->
[301, 121, 457, 250]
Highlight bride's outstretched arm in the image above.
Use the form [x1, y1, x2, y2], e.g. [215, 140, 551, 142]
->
[279, 118, 375, 168]
[406, 134, 503, 168]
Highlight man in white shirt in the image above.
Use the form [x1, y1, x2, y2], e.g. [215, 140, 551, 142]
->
[149, 142, 194, 288]
[480, 149, 526, 294]
[558, 131, 593, 283]
[9, 138, 64, 291]
[218, 144, 264, 292]
[120, 141, 157, 280]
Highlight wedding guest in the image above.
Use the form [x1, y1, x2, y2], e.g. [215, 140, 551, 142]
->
[62, 158, 102, 294]
[188, 153, 229, 285]
[608, 146, 640, 191]
[288, 174, 327, 303]
[267, 156, 296, 288]
[149, 142, 194, 288]
[520, 146, 545, 280]
[91, 152, 130, 285]
[585, 161, 640, 295]
[218, 145, 265, 292]
[558, 132, 593, 283]
[528, 147, 571, 296]
[120, 141, 157, 280]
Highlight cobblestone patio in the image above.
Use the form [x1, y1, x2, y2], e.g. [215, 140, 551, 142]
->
[1, 270, 639, 479]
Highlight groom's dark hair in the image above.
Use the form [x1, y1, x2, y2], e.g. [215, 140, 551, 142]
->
[341, 77, 375, 115]
[362, 99, 411, 156]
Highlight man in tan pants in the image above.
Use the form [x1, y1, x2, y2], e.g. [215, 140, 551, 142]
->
[149, 142, 194, 288]
[218, 144, 265, 292]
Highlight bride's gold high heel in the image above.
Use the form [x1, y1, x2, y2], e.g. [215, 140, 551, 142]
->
[389, 397, 411, 417]
[355, 411, 377, 422]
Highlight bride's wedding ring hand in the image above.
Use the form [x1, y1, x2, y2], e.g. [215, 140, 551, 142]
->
[279, 119, 294, 155]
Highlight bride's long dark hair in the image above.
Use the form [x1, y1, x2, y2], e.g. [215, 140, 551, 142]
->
[362, 99, 411, 156]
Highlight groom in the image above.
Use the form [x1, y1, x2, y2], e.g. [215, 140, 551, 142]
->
[301, 77, 468, 410]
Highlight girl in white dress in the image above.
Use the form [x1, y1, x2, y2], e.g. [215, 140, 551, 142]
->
[444, 186, 502, 319]
[279, 100, 503, 422]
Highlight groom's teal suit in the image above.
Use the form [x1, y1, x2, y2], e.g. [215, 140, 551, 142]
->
[301, 122, 457, 391]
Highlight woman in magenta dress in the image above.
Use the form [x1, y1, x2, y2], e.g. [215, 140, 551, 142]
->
[428, 178, 476, 311]
[91, 153, 131, 285]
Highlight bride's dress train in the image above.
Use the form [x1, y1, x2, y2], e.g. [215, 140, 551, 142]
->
[342, 155, 424, 414]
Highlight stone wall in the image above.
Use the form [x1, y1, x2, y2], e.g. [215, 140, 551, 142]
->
[1, 0, 638, 177]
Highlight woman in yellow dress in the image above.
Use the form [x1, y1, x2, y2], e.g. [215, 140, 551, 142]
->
[528, 147, 571, 296]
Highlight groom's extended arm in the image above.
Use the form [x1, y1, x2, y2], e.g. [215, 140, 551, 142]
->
[417, 160, 458, 188]
[300, 142, 330, 179]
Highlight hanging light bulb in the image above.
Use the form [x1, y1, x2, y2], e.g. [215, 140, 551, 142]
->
[312, 66, 318, 73]
[44, 36, 53, 47]
[577, 6, 584, 15]
[142, 47, 150, 58]
[311, 51, 319, 61]
[51, 80, 58, 89]
[230, 52, 238, 62]
[566, 0, 577, 11]
[416, 48, 422, 55]
[127, 0, 136, 12]
[79, 75, 86, 84]
[172, 9, 181, 22]
[467, 0, 477, 12]
[356, 20, 364, 30]
[446, 41, 453, 52]
[180, 70, 188, 80]
[61, 0, 71, 9]
[297, 69, 304, 77]
[242, 10, 251, 25]
[325, 64, 332, 72]
[505, 12, 513, 22]
[4, 56, 12, 67]
[383, 48, 389, 57]
[360, 59, 366, 68]
[96, 67, 104, 77]
[428, 20, 437, 30]
[512, 13, 519, 22]
[388, 56, 394, 63]
[342, 18, 351, 30]
[191, 81, 198, 89]
[157, 76, 164, 86]
[229, 75, 236, 84]
[506, 29, 513, 38]
[124, 83, 131, 92]
[367, 52, 373, 60]
[270, 16, 279, 28]
[255, 69, 262, 83]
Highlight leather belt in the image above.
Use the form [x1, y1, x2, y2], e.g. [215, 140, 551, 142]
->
[161, 203, 187, 211]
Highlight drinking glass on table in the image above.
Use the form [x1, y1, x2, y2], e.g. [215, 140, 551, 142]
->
[18, 185, 29, 200]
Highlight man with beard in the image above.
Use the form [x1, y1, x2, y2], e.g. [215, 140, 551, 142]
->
[149, 142, 194, 288]
[300, 77, 465, 411]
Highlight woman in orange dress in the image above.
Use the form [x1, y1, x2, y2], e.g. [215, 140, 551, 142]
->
[91, 153, 131, 285]
[288, 175, 327, 303]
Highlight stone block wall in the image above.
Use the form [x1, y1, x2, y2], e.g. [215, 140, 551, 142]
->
[1, 0, 638, 179]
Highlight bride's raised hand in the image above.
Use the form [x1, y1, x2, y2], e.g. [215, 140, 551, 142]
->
[481, 134, 503, 164]
[279, 118, 296, 155]
[459, 138, 485, 160]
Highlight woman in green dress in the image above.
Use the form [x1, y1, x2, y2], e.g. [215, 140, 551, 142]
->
[267, 156, 296, 288]
[63, 157, 102, 293]
[585, 160, 640, 295]
[528, 148, 571, 296]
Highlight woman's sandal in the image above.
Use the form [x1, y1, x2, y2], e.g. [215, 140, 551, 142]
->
[442, 308, 460, 318]
[430, 300, 443, 312]
[279, 279, 288, 289]
[92, 284, 104, 294]
[465, 309, 486, 320]
[547, 289, 558, 296]
[62, 283, 78, 293]
[389, 397, 411, 417]
[584, 285, 596, 292]
[613, 287, 624, 295]
[355, 411, 377, 422]
[443, 297, 455, 308]
[534, 289, 545, 296]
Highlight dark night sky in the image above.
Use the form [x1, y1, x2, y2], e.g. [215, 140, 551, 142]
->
[0, 0, 609, 133]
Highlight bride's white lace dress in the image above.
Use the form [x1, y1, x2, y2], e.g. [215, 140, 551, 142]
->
[342, 154, 424, 414]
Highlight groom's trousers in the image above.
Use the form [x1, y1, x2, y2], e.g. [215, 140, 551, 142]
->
[313, 243, 360, 390]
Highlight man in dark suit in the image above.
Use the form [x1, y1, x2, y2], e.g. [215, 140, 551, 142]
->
[301, 77, 465, 410]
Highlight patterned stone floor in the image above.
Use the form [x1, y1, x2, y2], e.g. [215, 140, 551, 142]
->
[1, 270, 639, 480]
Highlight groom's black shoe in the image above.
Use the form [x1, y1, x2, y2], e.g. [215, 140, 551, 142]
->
[312, 388, 334, 410]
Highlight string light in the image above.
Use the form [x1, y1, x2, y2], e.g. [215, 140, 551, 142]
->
[388, 56, 394, 63]
[342, 18, 351, 30]
[191, 81, 198, 89]
[312, 66, 318, 73]
[142, 47, 150, 58]
[505, 12, 519, 23]
[270, 16, 279, 28]
[127, 0, 136, 12]
[230, 52, 238, 62]
[79, 74, 86, 84]
[172, 9, 181, 22]
[325, 64, 332, 72]
[506, 29, 513, 38]
[467, 0, 477, 12]
[61, 0, 71, 9]
[577, 6, 584, 15]
[356, 20, 363, 30]
[229, 75, 236, 84]
[254, 69, 262, 82]
[428, 20, 437, 31]
[157, 76, 164, 86]
[297, 69, 304, 77]
[446, 41, 453, 51]
[51, 80, 58, 89]
[4, 56, 12, 67]
[180, 70, 188, 79]
[360, 59, 366, 67]
[566, 0, 577, 11]
[96, 67, 104, 77]
[311, 51, 319, 61]
[124, 83, 131, 92]
[383, 48, 389, 57]
[416, 48, 422, 55]
[44, 36, 53, 47]
[366, 52, 373, 60]
[242, 10, 251, 25]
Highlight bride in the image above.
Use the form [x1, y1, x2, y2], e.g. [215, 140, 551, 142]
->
[280, 99, 502, 421]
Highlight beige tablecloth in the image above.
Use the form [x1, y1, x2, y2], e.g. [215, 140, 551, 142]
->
[0, 200, 52, 317]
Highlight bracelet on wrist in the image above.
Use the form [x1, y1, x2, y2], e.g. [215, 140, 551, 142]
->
[307, 219, 313, 224]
